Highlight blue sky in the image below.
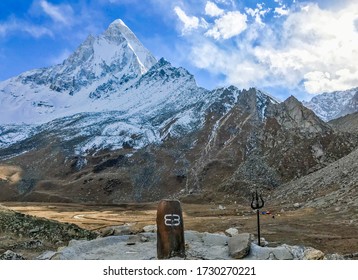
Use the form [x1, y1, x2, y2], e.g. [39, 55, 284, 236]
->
[0, 0, 357, 101]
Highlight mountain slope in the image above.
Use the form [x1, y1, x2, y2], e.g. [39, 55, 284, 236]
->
[329, 112, 358, 133]
[273, 147, 358, 210]
[2, 87, 357, 203]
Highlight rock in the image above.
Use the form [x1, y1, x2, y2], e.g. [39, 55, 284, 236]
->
[324, 253, 344, 260]
[285, 245, 305, 259]
[143, 225, 157, 233]
[0, 250, 25, 260]
[184, 230, 203, 243]
[293, 203, 301, 208]
[40, 230, 327, 260]
[36, 251, 57, 260]
[53, 235, 157, 260]
[202, 232, 227, 247]
[100, 228, 115, 237]
[225, 228, 239, 237]
[185, 231, 230, 260]
[342, 252, 358, 259]
[99, 225, 133, 237]
[259, 237, 269, 246]
[29, 227, 40, 234]
[303, 248, 324, 260]
[140, 235, 149, 242]
[22, 239, 43, 249]
[245, 244, 293, 260]
[228, 233, 251, 259]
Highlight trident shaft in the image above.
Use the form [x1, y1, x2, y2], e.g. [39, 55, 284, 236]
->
[251, 190, 264, 246]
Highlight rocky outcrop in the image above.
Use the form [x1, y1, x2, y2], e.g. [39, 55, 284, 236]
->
[0, 205, 97, 259]
[266, 95, 331, 134]
[0, 250, 25, 260]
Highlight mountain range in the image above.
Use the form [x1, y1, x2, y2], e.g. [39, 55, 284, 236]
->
[0, 19, 357, 206]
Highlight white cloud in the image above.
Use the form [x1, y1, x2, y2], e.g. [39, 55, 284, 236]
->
[205, 1, 224, 17]
[274, 6, 289, 16]
[0, 18, 53, 38]
[304, 69, 358, 93]
[245, 3, 271, 25]
[205, 11, 247, 39]
[174, 6, 201, 32]
[180, 1, 358, 94]
[40, 0, 74, 26]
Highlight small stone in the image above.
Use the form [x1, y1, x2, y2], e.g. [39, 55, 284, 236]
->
[303, 248, 324, 260]
[29, 227, 40, 234]
[324, 253, 344, 260]
[259, 237, 268, 246]
[225, 228, 239, 237]
[140, 236, 149, 242]
[143, 225, 157, 233]
[36, 251, 57, 260]
[100, 228, 115, 237]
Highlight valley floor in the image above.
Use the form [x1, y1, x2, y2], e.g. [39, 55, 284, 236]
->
[1, 201, 358, 259]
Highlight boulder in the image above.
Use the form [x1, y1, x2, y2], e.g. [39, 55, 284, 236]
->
[143, 225, 157, 232]
[0, 250, 25, 260]
[245, 244, 293, 260]
[185, 231, 230, 260]
[225, 228, 239, 237]
[303, 248, 324, 260]
[99, 225, 133, 237]
[202, 232, 227, 247]
[228, 233, 251, 259]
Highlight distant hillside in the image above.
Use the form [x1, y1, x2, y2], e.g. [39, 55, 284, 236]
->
[329, 112, 358, 133]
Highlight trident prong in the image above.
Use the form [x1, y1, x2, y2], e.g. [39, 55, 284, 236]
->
[251, 190, 264, 210]
[250, 189, 265, 246]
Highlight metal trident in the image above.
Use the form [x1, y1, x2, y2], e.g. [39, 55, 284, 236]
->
[251, 190, 264, 246]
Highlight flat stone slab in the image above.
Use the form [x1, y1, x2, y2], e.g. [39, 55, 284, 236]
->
[37, 230, 327, 260]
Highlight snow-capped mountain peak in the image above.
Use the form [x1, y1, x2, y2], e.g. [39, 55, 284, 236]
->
[104, 19, 157, 72]
[303, 87, 358, 121]
[0, 19, 158, 124]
